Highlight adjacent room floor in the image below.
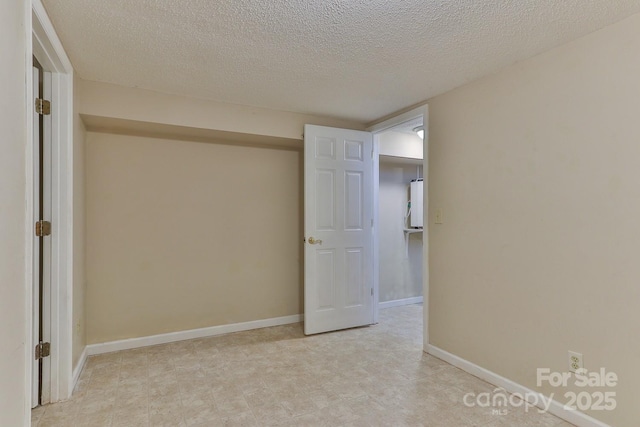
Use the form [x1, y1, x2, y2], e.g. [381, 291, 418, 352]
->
[32, 305, 572, 426]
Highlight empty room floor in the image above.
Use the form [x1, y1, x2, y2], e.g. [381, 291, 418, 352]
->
[31, 305, 573, 426]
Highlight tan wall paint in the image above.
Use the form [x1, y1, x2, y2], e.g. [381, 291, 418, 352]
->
[0, 0, 28, 424]
[428, 13, 640, 426]
[72, 75, 87, 368]
[85, 132, 303, 343]
[78, 79, 366, 141]
[379, 161, 423, 302]
[81, 77, 368, 345]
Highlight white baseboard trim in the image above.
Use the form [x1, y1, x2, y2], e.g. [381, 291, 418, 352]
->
[86, 314, 303, 356]
[379, 296, 423, 309]
[426, 345, 611, 427]
[72, 346, 87, 391]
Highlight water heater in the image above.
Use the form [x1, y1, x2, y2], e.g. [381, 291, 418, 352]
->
[410, 179, 423, 228]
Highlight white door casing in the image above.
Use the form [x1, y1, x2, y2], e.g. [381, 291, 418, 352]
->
[28, 1, 76, 411]
[304, 125, 374, 335]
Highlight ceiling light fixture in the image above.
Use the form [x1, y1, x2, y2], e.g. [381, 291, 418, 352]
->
[413, 126, 424, 140]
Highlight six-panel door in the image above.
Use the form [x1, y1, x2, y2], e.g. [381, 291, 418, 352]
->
[304, 125, 374, 335]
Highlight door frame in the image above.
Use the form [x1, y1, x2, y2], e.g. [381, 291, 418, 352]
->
[31, 59, 54, 408]
[26, 0, 75, 409]
[367, 104, 429, 345]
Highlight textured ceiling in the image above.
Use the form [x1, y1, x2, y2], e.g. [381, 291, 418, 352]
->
[42, 0, 640, 123]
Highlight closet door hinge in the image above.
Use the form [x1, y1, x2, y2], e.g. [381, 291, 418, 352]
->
[35, 98, 51, 115]
[35, 220, 51, 237]
[35, 342, 50, 360]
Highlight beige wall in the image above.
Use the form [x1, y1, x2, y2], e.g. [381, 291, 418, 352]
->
[428, 13, 640, 426]
[72, 75, 87, 368]
[86, 132, 303, 343]
[379, 161, 423, 303]
[80, 77, 367, 345]
[0, 0, 28, 424]
[78, 79, 366, 141]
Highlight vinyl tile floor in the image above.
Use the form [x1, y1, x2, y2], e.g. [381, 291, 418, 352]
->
[32, 305, 574, 426]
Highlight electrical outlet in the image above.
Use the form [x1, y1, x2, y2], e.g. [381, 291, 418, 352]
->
[435, 209, 443, 224]
[568, 351, 583, 373]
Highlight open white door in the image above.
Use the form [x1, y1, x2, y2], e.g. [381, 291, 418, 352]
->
[304, 125, 374, 335]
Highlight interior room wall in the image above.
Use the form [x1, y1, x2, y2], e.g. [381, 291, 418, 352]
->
[0, 0, 28, 424]
[85, 132, 303, 344]
[72, 74, 86, 369]
[78, 79, 366, 141]
[79, 76, 368, 345]
[379, 160, 423, 303]
[428, 13, 640, 426]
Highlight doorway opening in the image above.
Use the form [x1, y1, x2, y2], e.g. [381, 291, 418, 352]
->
[302, 106, 428, 341]
[374, 118, 424, 323]
[368, 106, 428, 347]
[378, 142, 424, 306]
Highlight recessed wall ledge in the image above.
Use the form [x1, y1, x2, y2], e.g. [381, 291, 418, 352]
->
[77, 79, 366, 144]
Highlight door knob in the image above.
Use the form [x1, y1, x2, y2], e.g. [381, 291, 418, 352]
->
[308, 237, 323, 245]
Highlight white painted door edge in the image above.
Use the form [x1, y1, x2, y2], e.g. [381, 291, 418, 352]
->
[86, 314, 303, 356]
[426, 345, 611, 427]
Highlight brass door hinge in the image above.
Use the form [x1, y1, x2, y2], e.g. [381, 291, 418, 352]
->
[35, 220, 51, 237]
[35, 342, 50, 360]
[35, 98, 51, 115]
